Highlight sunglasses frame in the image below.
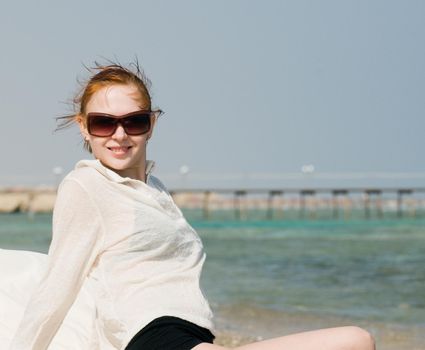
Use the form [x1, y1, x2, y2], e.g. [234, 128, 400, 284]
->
[86, 109, 163, 137]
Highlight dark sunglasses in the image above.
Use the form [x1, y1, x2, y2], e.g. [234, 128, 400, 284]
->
[86, 110, 163, 137]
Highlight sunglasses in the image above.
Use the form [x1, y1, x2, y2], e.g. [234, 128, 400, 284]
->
[86, 110, 162, 137]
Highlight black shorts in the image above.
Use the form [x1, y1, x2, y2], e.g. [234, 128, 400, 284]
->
[125, 316, 215, 350]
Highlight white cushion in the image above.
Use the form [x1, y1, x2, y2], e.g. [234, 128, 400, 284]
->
[0, 249, 97, 349]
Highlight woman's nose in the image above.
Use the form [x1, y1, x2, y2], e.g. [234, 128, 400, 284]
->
[112, 123, 128, 140]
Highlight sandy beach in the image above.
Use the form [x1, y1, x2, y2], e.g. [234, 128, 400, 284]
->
[212, 304, 424, 349]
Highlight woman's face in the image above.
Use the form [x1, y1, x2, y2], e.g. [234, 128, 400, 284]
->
[78, 84, 154, 181]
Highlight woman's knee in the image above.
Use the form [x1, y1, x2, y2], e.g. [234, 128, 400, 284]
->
[341, 326, 375, 350]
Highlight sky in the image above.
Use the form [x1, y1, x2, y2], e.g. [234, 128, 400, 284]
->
[1, 0, 424, 188]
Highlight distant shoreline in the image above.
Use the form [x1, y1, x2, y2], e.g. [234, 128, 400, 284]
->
[1, 188, 424, 220]
[0, 188, 56, 213]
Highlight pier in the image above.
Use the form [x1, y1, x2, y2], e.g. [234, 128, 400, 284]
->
[169, 187, 425, 220]
[1, 187, 424, 220]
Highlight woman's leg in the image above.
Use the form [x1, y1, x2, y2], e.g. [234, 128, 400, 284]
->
[193, 326, 375, 350]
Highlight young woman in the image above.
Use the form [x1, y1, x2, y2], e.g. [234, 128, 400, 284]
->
[8, 62, 375, 350]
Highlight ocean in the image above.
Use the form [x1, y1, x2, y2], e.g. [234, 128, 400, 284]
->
[1, 211, 424, 344]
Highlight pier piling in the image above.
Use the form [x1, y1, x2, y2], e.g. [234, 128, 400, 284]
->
[267, 190, 283, 220]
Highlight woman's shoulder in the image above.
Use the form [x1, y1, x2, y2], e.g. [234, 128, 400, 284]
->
[59, 160, 108, 193]
[148, 174, 170, 193]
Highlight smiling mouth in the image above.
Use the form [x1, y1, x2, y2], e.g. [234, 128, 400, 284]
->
[107, 146, 132, 154]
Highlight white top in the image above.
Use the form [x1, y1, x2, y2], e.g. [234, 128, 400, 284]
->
[10, 159, 214, 350]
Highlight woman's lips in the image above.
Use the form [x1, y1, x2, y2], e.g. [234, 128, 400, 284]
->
[107, 146, 132, 156]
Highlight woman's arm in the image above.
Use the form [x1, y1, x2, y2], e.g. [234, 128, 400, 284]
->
[9, 179, 105, 350]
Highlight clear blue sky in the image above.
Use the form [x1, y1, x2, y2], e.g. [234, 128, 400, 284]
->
[1, 0, 424, 188]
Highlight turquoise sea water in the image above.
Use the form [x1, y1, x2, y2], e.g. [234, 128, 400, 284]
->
[1, 211, 424, 327]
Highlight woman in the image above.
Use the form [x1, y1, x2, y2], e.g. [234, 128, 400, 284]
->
[8, 62, 375, 350]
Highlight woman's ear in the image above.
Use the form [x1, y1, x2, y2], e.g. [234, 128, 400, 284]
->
[77, 115, 90, 141]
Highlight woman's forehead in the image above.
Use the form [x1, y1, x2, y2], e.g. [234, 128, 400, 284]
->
[86, 84, 149, 113]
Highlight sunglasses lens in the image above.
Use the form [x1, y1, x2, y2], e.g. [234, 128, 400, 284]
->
[123, 114, 151, 135]
[88, 116, 117, 136]
[87, 113, 152, 136]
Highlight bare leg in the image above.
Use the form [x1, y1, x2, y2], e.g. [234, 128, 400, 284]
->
[192, 326, 375, 350]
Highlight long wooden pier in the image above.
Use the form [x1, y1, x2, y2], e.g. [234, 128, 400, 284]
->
[1, 187, 424, 220]
[169, 187, 425, 220]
